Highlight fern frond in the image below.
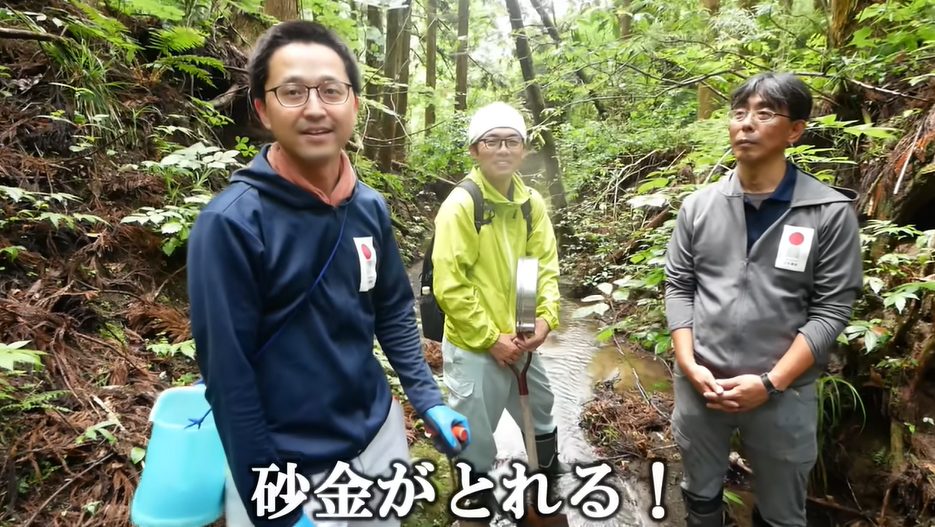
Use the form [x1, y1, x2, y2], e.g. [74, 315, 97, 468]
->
[66, 1, 142, 61]
[70, 0, 129, 38]
[152, 26, 207, 55]
[152, 55, 227, 86]
[1, 390, 71, 413]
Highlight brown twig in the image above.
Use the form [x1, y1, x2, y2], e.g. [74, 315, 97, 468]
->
[209, 84, 246, 109]
[894, 124, 924, 194]
[611, 333, 669, 420]
[20, 454, 113, 527]
[807, 496, 873, 520]
[847, 78, 934, 104]
[73, 332, 150, 376]
[0, 26, 66, 43]
[152, 266, 187, 301]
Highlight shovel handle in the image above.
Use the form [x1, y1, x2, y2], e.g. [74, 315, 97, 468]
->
[509, 352, 534, 396]
[452, 424, 468, 444]
[427, 423, 469, 445]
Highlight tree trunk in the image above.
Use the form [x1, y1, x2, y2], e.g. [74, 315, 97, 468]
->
[394, 4, 412, 162]
[618, 0, 633, 39]
[504, 0, 568, 234]
[363, 6, 383, 161]
[425, 0, 438, 131]
[263, 0, 299, 20]
[527, 0, 608, 120]
[829, 0, 867, 49]
[697, 0, 719, 120]
[454, 0, 469, 111]
[378, 6, 404, 172]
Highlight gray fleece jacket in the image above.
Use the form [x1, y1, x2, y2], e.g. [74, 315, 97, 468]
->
[664, 166, 862, 387]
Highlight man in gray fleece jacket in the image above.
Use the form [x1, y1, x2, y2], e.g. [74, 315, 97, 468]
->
[664, 72, 862, 527]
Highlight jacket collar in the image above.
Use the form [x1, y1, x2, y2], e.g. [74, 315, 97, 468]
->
[466, 166, 531, 206]
[720, 162, 856, 207]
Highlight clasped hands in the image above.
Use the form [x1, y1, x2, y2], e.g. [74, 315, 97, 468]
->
[686, 364, 769, 413]
[489, 318, 550, 367]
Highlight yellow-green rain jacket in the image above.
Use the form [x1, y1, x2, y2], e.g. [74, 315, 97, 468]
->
[432, 167, 561, 352]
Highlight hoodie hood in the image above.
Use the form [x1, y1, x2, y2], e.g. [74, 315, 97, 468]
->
[230, 144, 357, 210]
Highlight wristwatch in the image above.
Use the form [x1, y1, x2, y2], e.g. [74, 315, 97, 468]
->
[760, 372, 782, 399]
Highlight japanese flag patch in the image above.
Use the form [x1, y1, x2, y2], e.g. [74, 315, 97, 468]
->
[354, 236, 378, 292]
[774, 225, 814, 272]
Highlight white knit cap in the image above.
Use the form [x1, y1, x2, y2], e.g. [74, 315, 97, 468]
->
[467, 102, 527, 145]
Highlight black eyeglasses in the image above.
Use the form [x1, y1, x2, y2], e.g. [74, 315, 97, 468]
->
[478, 136, 524, 151]
[265, 81, 352, 107]
[728, 109, 792, 123]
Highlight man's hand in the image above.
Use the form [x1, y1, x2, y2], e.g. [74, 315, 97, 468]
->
[686, 363, 724, 398]
[704, 374, 769, 412]
[424, 405, 471, 456]
[513, 318, 550, 352]
[489, 334, 522, 367]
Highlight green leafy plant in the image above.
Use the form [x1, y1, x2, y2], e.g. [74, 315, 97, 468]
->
[882, 280, 935, 314]
[135, 140, 240, 200]
[839, 319, 891, 353]
[0, 341, 45, 372]
[234, 136, 259, 159]
[76, 419, 119, 445]
[146, 337, 196, 359]
[121, 193, 211, 256]
[813, 375, 865, 492]
[130, 446, 146, 465]
[1, 185, 107, 232]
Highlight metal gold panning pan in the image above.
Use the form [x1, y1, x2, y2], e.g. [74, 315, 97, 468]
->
[515, 257, 539, 335]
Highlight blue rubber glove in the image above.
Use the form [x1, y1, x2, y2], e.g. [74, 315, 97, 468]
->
[293, 514, 314, 527]
[424, 405, 471, 456]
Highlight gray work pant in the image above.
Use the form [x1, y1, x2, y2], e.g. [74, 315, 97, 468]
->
[224, 399, 409, 527]
[671, 370, 819, 527]
[441, 338, 557, 474]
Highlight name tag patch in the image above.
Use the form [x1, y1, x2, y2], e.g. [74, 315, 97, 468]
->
[354, 236, 378, 292]
[775, 225, 814, 272]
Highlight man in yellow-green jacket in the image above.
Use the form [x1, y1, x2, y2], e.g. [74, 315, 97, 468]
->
[432, 101, 563, 516]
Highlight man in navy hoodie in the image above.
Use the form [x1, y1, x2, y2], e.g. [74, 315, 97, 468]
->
[187, 21, 470, 527]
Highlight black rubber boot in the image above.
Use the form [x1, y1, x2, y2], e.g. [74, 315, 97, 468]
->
[536, 428, 570, 475]
[536, 428, 569, 505]
[682, 488, 725, 527]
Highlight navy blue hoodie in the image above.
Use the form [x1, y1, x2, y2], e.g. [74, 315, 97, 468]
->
[187, 146, 442, 526]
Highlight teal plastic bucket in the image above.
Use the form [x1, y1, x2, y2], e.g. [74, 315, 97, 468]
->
[130, 385, 226, 527]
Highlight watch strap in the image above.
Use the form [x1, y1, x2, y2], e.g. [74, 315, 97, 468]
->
[760, 372, 781, 395]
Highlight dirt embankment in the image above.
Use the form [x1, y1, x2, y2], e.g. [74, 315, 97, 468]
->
[0, 3, 434, 524]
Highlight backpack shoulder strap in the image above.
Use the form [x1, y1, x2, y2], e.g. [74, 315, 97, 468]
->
[458, 179, 486, 234]
[422, 179, 484, 288]
[521, 199, 532, 238]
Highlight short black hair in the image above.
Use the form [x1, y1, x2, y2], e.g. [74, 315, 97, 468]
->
[730, 72, 812, 121]
[247, 21, 361, 103]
